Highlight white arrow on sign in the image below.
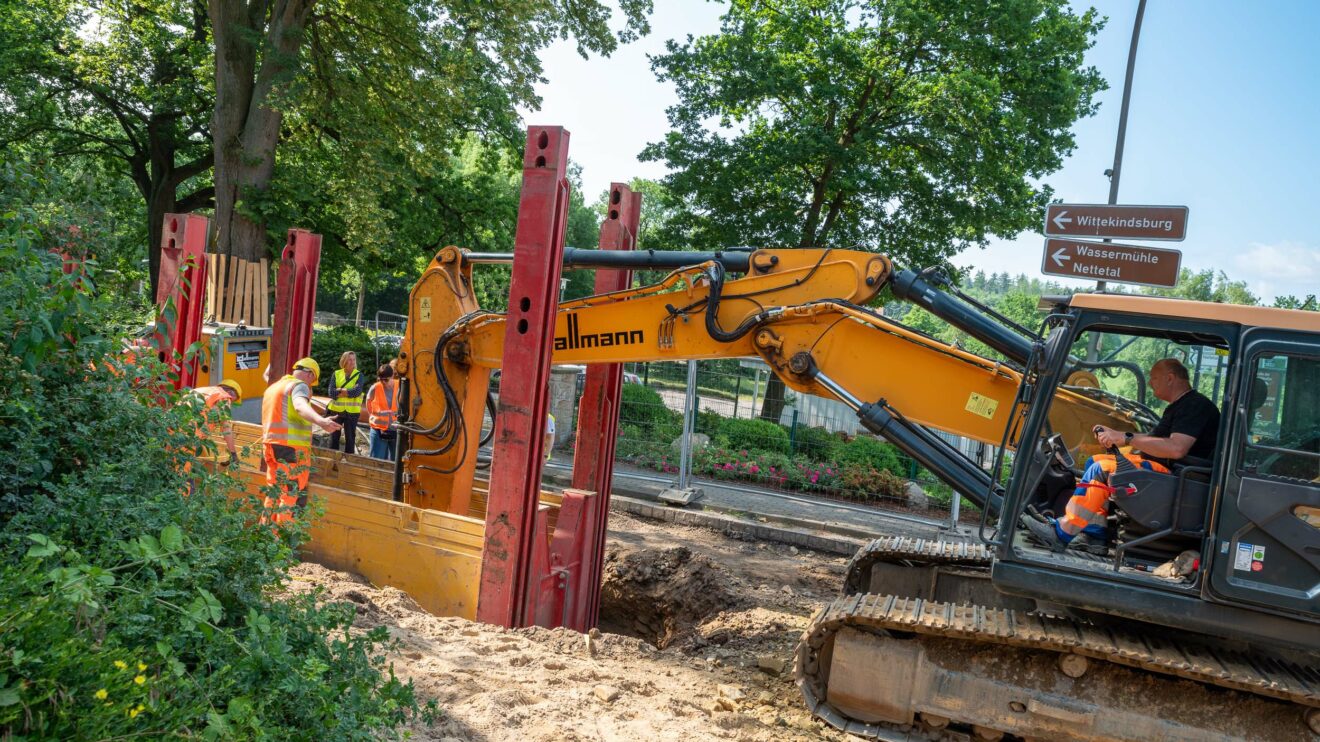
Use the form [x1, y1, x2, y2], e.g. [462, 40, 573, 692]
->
[1051, 247, 1071, 268]
[1052, 210, 1072, 231]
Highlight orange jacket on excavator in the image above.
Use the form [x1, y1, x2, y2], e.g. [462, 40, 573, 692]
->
[1060, 452, 1170, 540]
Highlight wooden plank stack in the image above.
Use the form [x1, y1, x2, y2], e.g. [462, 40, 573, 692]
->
[205, 254, 270, 327]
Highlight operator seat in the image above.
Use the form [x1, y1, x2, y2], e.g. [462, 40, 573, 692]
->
[1109, 455, 1212, 562]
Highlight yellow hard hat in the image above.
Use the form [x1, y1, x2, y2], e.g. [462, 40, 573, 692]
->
[293, 357, 321, 384]
[219, 378, 243, 400]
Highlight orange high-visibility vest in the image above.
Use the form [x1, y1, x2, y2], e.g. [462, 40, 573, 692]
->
[366, 380, 398, 431]
[261, 375, 312, 448]
[1061, 453, 1170, 536]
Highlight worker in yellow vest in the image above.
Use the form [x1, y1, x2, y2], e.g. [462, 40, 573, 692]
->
[260, 358, 341, 523]
[326, 351, 365, 454]
[365, 364, 398, 460]
[191, 379, 242, 464]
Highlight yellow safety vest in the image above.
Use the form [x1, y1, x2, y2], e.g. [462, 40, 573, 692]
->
[327, 368, 364, 414]
[261, 375, 312, 448]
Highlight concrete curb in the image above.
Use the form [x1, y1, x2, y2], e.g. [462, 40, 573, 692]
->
[607, 494, 868, 557]
[543, 468, 875, 556]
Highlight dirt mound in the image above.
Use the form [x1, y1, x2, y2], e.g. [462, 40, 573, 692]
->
[599, 544, 740, 647]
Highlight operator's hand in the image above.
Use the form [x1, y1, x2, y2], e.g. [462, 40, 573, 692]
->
[319, 417, 343, 433]
[1093, 425, 1126, 448]
[336, 390, 347, 398]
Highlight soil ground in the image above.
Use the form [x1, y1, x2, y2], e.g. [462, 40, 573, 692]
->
[286, 511, 854, 741]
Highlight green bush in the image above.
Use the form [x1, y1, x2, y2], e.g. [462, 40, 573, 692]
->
[619, 383, 681, 440]
[795, 426, 844, 462]
[695, 407, 723, 438]
[0, 164, 426, 739]
[309, 325, 397, 393]
[719, 417, 790, 455]
[833, 434, 906, 476]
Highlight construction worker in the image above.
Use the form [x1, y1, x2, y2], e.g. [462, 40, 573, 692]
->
[326, 351, 364, 454]
[261, 358, 341, 523]
[1025, 359, 1216, 553]
[191, 379, 242, 464]
[544, 412, 556, 461]
[365, 364, 398, 460]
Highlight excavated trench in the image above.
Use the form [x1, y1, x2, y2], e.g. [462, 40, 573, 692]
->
[597, 544, 741, 648]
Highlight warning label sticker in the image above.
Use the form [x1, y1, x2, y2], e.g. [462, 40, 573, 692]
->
[1234, 542, 1253, 572]
[965, 393, 999, 420]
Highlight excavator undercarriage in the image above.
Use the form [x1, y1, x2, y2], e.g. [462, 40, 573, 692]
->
[808, 537, 1320, 740]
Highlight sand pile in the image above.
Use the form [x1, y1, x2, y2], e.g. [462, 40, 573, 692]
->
[284, 513, 852, 740]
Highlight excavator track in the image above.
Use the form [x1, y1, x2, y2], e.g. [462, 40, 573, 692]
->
[842, 536, 994, 595]
[796, 592, 1320, 741]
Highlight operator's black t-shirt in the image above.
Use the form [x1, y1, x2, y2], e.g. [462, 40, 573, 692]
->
[1147, 389, 1220, 464]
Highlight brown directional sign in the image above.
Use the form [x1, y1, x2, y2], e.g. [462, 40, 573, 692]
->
[1041, 238, 1182, 288]
[1044, 203, 1188, 241]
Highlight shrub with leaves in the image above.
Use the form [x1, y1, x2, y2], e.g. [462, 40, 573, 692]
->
[832, 434, 906, 476]
[0, 158, 426, 738]
[717, 417, 790, 455]
[619, 383, 682, 441]
[309, 324, 396, 393]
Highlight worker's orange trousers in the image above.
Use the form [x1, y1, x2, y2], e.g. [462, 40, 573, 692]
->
[262, 443, 311, 524]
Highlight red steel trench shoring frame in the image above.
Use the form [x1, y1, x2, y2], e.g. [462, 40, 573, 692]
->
[269, 229, 322, 379]
[478, 126, 574, 628]
[153, 213, 210, 390]
[571, 183, 641, 629]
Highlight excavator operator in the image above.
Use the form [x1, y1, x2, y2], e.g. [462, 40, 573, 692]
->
[1025, 358, 1220, 554]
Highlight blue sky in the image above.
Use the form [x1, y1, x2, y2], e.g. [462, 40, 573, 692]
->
[526, 1, 1320, 302]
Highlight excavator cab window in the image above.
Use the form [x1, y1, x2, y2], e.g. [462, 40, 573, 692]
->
[1015, 319, 1232, 571]
[1241, 352, 1320, 482]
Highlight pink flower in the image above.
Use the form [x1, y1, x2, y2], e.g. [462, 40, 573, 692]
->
[809, 473, 819, 483]
[748, 464, 760, 474]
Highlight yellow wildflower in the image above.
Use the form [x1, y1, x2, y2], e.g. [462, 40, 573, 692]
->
[94, 689, 108, 700]
[134, 675, 146, 685]
[113, 660, 128, 670]
[137, 662, 147, 672]
[129, 703, 145, 718]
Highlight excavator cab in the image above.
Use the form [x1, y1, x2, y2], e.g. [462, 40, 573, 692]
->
[996, 294, 1320, 655]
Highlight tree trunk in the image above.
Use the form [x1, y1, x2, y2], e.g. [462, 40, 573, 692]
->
[209, 0, 315, 264]
[355, 274, 366, 323]
[758, 376, 787, 424]
[146, 183, 176, 296]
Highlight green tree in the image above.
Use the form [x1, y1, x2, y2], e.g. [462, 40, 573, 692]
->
[643, 0, 1105, 265]
[0, 155, 426, 738]
[644, 0, 1104, 420]
[0, 0, 215, 293]
[1143, 268, 1258, 305]
[209, 0, 651, 270]
[1273, 294, 1318, 311]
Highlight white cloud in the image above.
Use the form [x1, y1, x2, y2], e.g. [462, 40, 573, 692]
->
[1232, 241, 1320, 301]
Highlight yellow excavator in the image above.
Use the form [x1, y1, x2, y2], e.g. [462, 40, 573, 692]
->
[229, 245, 1319, 740]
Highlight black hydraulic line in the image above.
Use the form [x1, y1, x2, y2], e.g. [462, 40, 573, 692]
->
[391, 377, 410, 502]
[856, 401, 1004, 515]
[463, 247, 753, 274]
[810, 368, 1003, 514]
[890, 268, 1035, 366]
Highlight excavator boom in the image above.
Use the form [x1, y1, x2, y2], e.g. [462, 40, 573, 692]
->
[401, 247, 1139, 516]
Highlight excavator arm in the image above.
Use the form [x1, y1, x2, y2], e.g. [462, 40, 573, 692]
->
[398, 246, 1140, 514]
